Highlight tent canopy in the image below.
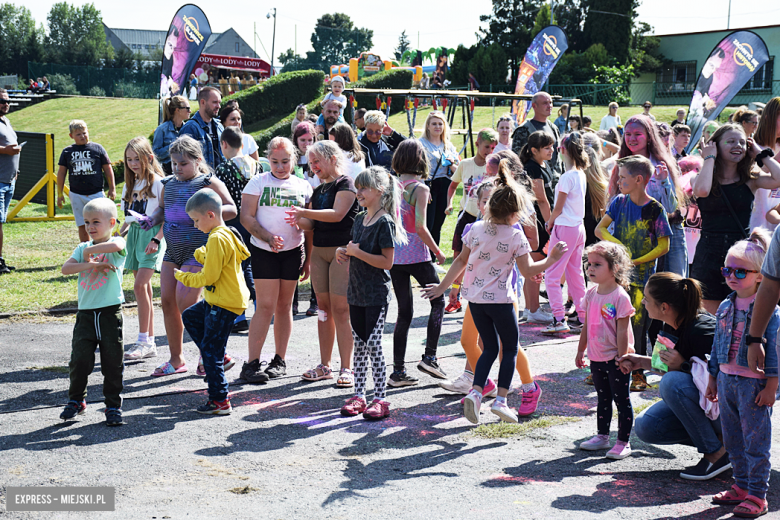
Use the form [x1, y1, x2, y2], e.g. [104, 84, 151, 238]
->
[194, 53, 271, 76]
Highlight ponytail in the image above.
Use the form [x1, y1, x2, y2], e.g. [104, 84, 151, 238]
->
[354, 166, 408, 245]
[561, 131, 589, 170]
[646, 273, 703, 329]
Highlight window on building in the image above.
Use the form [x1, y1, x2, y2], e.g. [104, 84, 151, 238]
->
[235, 42, 239, 52]
[742, 57, 774, 91]
[131, 44, 137, 49]
[657, 61, 697, 92]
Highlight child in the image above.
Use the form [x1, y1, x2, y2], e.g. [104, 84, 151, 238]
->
[56, 120, 116, 243]
[316, 75, 347, 126]
[389, 140, 447, 386]
[59, 198, 127, 426]
[596, 155, 672, 392]
[543, 132, 589, 335]
[444, 128, 499, 313]
[291, 121, 319, 316]
[423, 169, 566, 424]
[706, 229, 778, 517]
[291, 104, 308, 134]
[176, 189, 251, 414]
[119, 137, 165, 361]
[141, 135, 237, 377]
[336, 166, 407, 420]
[214, 126, 260, 332]
[575, 241, 635, 459]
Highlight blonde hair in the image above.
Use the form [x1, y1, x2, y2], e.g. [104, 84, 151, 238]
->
[581, 133, 608, 220]
[354, 166, 408, 245]
[123, 137, 164, 205]
[422, 111, 452, 146]
[585, 241, 634, 290]
[162, 95, 190, 123]
[363, 110, 386, 127]
[83, 197, 117, 219]
[266, 136, 299, 163]
[168, 135, 211, 176]
[69, 119, 87, 133]
[307, 140, 346, 174]
[726, 228, 772, 274]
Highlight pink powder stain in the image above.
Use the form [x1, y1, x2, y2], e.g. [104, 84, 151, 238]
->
[418, 430, 436, 436]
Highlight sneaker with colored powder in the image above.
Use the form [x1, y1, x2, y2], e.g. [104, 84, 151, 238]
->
[542, 318, 570, 335]
[340, 396, 367, 416]
[463, 391, 482, 424]
[517, 381, 542, 416]
[580, 434, 611, 451]
[606, 441, 632, 460]
[362, 399, 390, 420]
[460, 378, 497, 403]
[439, 372, 474, 394]
[197, 398, 232, 415]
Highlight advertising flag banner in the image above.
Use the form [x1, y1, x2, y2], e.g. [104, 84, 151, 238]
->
[685, 30, 769, 152]
[512, 26, 568, 125]
[160, 4, 212, 99]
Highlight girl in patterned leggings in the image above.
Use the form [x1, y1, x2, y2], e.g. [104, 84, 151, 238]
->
[336, 166, 407, 420]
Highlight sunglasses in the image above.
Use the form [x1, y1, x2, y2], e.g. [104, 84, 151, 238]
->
[721, 267, 759, 279]
[0, 100, 9, 105]
[365, 129, 382, 135]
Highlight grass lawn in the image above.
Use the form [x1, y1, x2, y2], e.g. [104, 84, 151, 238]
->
[9, 97, 160, 161]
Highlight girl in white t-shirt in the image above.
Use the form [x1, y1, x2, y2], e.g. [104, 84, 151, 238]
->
[423, 170, 566, 425]
[120, 137, 166, 360]
[543, 131, 589, 335]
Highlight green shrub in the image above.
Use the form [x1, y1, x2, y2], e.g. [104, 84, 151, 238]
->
[251, 97, 323, 152]
[48, 73, 79, 95]
[350, 68, 414, 120]
[223, 70, 325, 126]
[88, 86, 106, 97]
[114, 81, 156, 99]
[111, 160, 125, 186]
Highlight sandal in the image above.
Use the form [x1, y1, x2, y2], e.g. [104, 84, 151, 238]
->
[336, 368, 354, 388]
[733, 495, 768, 518]
[713, 484, 748, 505]
[152, 361, 188, 377]
[301, 364, 333, 381]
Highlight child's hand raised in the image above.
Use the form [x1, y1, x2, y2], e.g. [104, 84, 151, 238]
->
[654, 162, 669, 181]
[700, 138, 717, 159]
[575, 350, 587, 369]
[549, 242, 568, 261]
[747, 137, 764, 159]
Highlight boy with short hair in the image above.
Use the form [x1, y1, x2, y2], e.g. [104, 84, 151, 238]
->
[176, 188, 250, 415]
[596, 155, 672, 391]
[56, 120, 116, 243]
[60, 198, 127, 426]
[672, 124, 692, 160]
[444, 128, 498, 312]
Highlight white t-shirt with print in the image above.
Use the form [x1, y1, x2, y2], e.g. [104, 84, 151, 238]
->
[242, 134, 259, 157]
[121, 177, 164, 223]
[242, 172, 312, 252]
[451, 157, 489, 217]
[553, 168, 586, 227]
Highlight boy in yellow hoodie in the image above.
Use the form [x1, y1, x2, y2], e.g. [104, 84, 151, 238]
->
[176, 188, 250, 415]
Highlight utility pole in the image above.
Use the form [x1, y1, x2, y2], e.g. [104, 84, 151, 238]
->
[727, 0, 732, 29]
[267, 8, 277, 77]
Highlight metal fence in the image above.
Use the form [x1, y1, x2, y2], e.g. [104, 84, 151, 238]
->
[0, 75, 18, 89]
[28, 63, 159, 99]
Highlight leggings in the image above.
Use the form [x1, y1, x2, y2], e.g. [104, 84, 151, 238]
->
[390, 261, 445, 371]
[461, 303, 533, 385]
[591, 360, 633, 442]
[468, 302, 519, 390]
[426, 177, 450, 248]
[350, 304, 388, 400]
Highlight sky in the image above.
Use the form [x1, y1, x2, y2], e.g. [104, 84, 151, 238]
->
[23, 0, 780, 66]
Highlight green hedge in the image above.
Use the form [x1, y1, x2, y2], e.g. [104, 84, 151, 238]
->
[349, 68, 414, 122]
[223, 69, 325, 126]
[251, 97, 323, 152]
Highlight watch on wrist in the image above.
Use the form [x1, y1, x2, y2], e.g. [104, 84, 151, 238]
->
[150, 237, 161, 245]
[680, 361, 692, 374]
[745, 334, 767, 346]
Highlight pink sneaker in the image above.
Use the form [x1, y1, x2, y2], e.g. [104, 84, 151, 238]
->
[606, 440, 631, 460]
[340, 396, 367, 416]
[517, 381, 542, 417]
[362, 399, 390, 420]
[460, 378, 497, 404]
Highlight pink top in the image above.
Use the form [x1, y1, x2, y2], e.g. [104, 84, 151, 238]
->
[395, 179, 431, 265]
[583, 285, 635, 361]
[721, 294, 764, 379]
[461, 221, 531, 304]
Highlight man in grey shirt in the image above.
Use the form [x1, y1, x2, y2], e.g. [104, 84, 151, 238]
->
[511, 91, 562, 177]
[0, 88, 20, 274]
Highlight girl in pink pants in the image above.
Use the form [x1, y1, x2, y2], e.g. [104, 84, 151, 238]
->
[542, 132, 589, 335]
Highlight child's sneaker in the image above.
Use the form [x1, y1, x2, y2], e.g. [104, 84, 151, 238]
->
[444, 300, 462, 313]
[340, 396, 367, 416]
[542, 318, 570, 335]
[491, 400, 518, 423]
[418, 355, 447, 379]
[439, 372, 474, 394]
[197, 398, 232, 415]
[463, 391, 482, 424]
[362, 399, 390, 420]
[517, 381, 542, 416]
[606, 440, 631, 459]
[580, 434, 611, 451]
[460, 378, 497, 403]
[388, 370, 419, 387]
[223, 354, 236, 372]
[60, 400, 86, 421]
[124, 342, 156, 360]
[265, 354, 287, 378]
[105, 407, 125, 426]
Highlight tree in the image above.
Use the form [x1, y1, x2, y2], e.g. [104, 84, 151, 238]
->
[552, 0, 588, 53]
[549, 43, 610, 84]
[45, 2, 114, 66]
[0, 4, 45, 76]
[394, 30, 411, 62]
[305, 13, 373, 72]
[532, 3, 550, 36]
[451, 43, 508, 87]
[109, 47, 135, 69]
[277, 48, 302, 66]
[582, 0, 633, 64]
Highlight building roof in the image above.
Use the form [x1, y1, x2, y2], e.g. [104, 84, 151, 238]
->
[652, 23, 780, 38]
[103, 24, 258, 59]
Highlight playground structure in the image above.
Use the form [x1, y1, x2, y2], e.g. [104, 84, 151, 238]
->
[330, 52, 425, 84]
[342, 88, 583, 157]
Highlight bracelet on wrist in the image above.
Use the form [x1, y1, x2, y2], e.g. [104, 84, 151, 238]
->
[703, 154, 716, 161]
[451, 283, 461, 289]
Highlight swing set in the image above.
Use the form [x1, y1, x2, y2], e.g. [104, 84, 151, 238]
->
[342, 88, 583, 157]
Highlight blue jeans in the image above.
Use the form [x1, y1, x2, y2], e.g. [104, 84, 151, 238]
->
[181, 301, 237, 402]
[657, 222, 688, 277]
[0, 179, 15, 223]
[634, 370, 722, 454]
[469, 302, 518, 390]
[718, 372, 772, 499]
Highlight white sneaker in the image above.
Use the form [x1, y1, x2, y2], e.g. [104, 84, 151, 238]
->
[124, 343, 157, 360]
[542, 318, 571, 335]
[518, 309, 528, 323]
[433, 264, 447, 274]
[439, 372, 474, 394]
[527, 308, 554, 323]
[491, 401, 518, 423]
[580, 434, 611, 451]
[463, 392, 482, 424]
[606, 441, 632, 460]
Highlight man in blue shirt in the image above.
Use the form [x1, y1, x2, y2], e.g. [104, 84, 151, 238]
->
[0, 89, 20, 274]
[180, 86, 224, 169]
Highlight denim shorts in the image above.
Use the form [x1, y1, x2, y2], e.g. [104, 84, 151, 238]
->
[0, 180, 15, 223]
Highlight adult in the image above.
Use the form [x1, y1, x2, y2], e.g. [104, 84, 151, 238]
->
[218, 104, 260, 160]
[189, 74, 198, 100]
[328, 123, 365, 179]
[285, 140, 358, 387]
[240, 137, 313, 383]
[599, 102, 622, 131]
[180, 86, 224, 169]
[291, 104, 308, 135]
[153, 95, 191, 174]
[353, 108, 367, 133]
[318, 99, 343, 139]
[568, 114, 583, 132]
[358, 110, 405, 170]
[494, 115, 514, 153]
[468, 72, 480, 91]
[749, 97, 780, 233]
[618, 273, 728, 481]
[670, 108, 687, 128]
[642, 101, 656, 121]
[553, 104, 569, 136]
[0, 89, 20, 274]
[511, 92, 562, 176]
[732, 108, 759, 138]
[420, 73, 430, 90]
[690, 123, 780, 314]
[418, 110, 459, 250]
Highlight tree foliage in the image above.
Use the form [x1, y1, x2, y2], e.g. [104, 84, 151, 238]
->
[582, 0, 633, 64]
[305, 13, 373, 72]
[0, 4, 45, 76]
[394, 31, 411, 62]
[451, 43, 509, 87]
[548, 43, 610, 84]
[45, 2, 114, 67]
